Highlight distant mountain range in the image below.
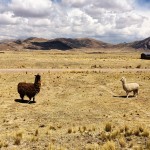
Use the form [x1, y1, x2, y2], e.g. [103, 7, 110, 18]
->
[0, 37, 150, 51]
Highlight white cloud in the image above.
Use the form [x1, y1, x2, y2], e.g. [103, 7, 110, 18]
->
[28, 18, 52, 26]
[0, 0, 149, 43]
[62, 0, 133, 11]
[61, 0, 87, 7]
[0, 12, 19, 25]
[115, 13, 144, 29]
[9, 0, 52, 18]
[138, 17, 150, 38]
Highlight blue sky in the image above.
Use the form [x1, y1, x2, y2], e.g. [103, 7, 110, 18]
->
[136, 0, 150, 9]
[0, 0, 150, 43]
[137, 0, 150, 5]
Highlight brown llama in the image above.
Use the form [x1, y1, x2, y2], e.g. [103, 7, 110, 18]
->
[17, 74, 41, 103]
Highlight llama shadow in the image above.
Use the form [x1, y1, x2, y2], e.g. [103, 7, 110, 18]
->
[113, 95, 134, 98]
[14, 99, 36, 104]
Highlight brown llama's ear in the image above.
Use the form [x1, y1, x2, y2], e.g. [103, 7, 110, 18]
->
[35, 74, 41, 78]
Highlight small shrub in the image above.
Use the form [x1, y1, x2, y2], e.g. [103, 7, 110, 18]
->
[100, 132, 107, 141]
[3, 141, 8, 148]
[136, 64, 141, 68]
[119, 127, 124, 133]
[133, 146, 143, 150]
[101, 140, 116, 150]
[30, 136, 38, 142]
[119, 137, 126, 148]
[48, 143, 55, 150]
[35, 129, 38, 136]
[57, 124, 62, 129]
[0, 140, 8, 148]
[129, 142, 133, 148]
[68, 128, 72, 134]
[79, 126, 86, 133]
[83, 126, 87, 132]
[124, 125, 129, 132]
[134, 129, 140, 136]
[105, 123, 112, 132]
[49, 125, 56, 130]
[0, 140, 8, 149]
[0, 141, 2, 148]
[110, 130, 119, 139]
[124, 130, 133, 137]
[13, 131, 22, 145]
[146, 140, 150, 149]
[141, 130, 149, 137]
[92, 126, 96, 131]
[138, 126, 144, 132]
[91, 65, 97, 68]
[85, 143, 100, 150]
[48, 143, 66, 150]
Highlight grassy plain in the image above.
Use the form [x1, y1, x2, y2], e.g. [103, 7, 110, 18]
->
[0, 50, 150, 150]
[0, 50, 149, 69]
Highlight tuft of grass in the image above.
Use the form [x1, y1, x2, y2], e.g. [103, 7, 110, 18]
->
[129, 142, 133, 148]
[133, 146, 143, 150]
[124, 125, 129, 132]
[3, 141, 8, 148]
[0, 140, 8, 148]
[119, 127, 124, 133]
[67, 128, 72, 134]
[105, 123, 112, 132]
[134, 129, 140, 136]
[146, 140, 150, 149]
[0, 141, 2, 149]
[100, 131, 108, 141]
[49, 125, 56, 130]
[30, 136, 38, 142]
[48, 143, 55, 150]
[138, 126, 144, 133]
[141, 130, 149, 137]
[57, 124, 62, 129]
[136, 64, 141, 68]
[118, 137, 126, 148]
[34, 129, 39, 136]
[101, 140, 116, 150]
[13, 131, 23, 145]
[110, 130, 119, 139]
[85, 143, 100, 150]
[79, 126, 87, 133]
[124, 129, 133, 137]
[48, 143, 66, 150]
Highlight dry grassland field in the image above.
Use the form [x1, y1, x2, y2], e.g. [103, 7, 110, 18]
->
[0, 50, 150, 150]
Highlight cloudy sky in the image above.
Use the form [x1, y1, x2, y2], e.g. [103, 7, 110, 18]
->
[0, 0, 150, 43]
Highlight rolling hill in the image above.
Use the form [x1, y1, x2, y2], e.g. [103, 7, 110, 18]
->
[0, 37, 150, 51]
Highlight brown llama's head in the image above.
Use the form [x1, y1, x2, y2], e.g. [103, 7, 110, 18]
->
[34, 74, 41, 84]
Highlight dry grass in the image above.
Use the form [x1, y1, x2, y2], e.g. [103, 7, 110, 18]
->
[13, 131, 23, 145]
[0, 50, 149, 69]
[0, 50, 149, 149]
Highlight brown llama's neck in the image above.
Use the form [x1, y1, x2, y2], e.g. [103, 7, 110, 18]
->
[34, 80, 41, 94]
[34, 80, 41, 88]
[34, 75, 41, 92]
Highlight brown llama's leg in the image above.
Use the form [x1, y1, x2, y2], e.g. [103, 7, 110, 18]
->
[33, 97, 35, 102]
[28, 97, 32, 104]
[20, 94, 24, 101]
